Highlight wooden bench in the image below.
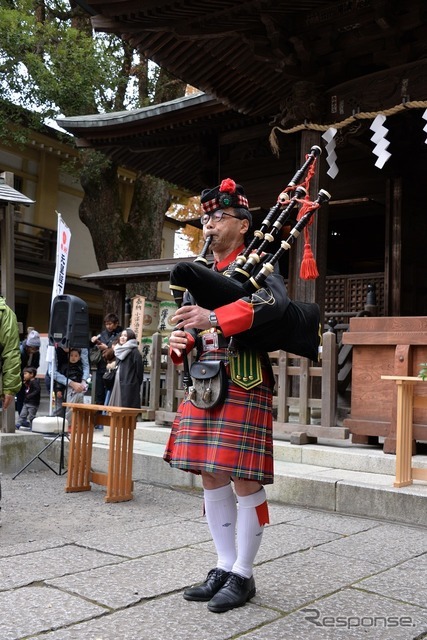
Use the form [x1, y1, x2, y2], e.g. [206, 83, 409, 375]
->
[381, 376, 427, 488]
[63, 403, 140, 502]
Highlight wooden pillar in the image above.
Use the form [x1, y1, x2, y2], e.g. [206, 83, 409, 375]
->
[0, 173, 16, 309]
[385, 176, 402, 316]
[1, 173, 17, 433]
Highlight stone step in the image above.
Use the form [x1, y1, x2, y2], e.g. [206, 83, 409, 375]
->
[99, 422, 427, 527]
[3, 423, 427, 528]
[132, 422, 427, 476]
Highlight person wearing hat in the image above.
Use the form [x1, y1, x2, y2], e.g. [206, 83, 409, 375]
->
[164, 178, 288, 613]
[16, 329, 41, 415]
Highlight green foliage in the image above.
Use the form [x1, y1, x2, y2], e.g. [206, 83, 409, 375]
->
[0, 98, 47, 146]
[79, 148, 113, 186]
[0, 0, 188, 311]
[418, 363, 427, 381]
[0, 0, 140, 118]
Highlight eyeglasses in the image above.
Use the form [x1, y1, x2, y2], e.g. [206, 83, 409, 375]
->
[200, 210, 241, 225]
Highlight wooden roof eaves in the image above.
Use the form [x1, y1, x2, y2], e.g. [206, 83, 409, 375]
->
[57, 93, 223, 134]
[58, 96, 267, 158]
[81, 255, 212, 286]
[0, 183, 35, 205]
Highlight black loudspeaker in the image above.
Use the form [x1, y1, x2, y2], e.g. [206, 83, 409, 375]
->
[49, 294, 89, 348]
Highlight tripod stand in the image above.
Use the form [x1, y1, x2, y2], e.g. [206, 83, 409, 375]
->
[12, 412, 69, 479]
[13, 347, 72, 480]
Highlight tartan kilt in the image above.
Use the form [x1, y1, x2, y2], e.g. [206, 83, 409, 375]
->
[163, 361, 274, 485]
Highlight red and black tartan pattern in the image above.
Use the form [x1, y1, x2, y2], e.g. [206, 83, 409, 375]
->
[164, 351, 274, 484]
[201, 193, 249, 213]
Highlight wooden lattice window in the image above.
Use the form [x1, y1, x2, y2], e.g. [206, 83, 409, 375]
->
[324, 272, 384, 320]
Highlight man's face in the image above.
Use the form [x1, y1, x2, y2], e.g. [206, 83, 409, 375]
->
[202, 207, 249, 254]
[105, 321, 118, 332]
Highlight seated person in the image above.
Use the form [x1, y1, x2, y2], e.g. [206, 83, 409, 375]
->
[49, 347, 89, 426]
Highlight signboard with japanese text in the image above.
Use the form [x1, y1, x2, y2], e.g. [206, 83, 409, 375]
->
[130, 295, 145, 345]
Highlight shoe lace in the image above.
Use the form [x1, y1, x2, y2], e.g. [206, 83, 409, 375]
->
[224, 573, 245, 588]
[209, 568, 226, 580]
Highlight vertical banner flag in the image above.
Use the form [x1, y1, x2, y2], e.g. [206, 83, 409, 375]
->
[47, 212, 71, 414]
[130, 295, 145, 348]
[51, 212, 71, 304]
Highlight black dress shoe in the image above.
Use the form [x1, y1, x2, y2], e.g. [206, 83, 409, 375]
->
[183, 568, 230, 602]
[207, 572, 256, 613]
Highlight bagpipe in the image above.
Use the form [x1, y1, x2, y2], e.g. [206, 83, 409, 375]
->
[170, 146, 331, 363]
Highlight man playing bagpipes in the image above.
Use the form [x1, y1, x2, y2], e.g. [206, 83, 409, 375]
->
[164, 175, 323, 613]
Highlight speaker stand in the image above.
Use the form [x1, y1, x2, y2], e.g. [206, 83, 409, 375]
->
[13, 352, 71, 480]
[12, 418, 69, 479]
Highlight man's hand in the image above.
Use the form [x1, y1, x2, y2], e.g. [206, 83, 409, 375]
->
[172, 305, 211, 331]
[70, 381, 85, 393]
[169, 329, 188, 357]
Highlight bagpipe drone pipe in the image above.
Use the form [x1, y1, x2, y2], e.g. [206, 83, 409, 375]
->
[170, 150, 331, 362]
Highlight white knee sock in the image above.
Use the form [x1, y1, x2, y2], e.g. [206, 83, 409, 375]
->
[204, 484, 237, 572]
[232, 487, 269, 579]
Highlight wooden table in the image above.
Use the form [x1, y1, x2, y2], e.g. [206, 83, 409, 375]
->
[63, 403, 140, 502]
[381, 376, 427, 488]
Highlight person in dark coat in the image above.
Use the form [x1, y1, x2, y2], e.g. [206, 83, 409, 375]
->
[16, 329, 41, 414]
[90, 313, 122, 405]
[15, 367, 41, 429]
[108, 328, 143, 408]
[52, 348, 87, 423]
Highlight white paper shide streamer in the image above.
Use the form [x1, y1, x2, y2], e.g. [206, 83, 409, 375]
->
[370, 114, 391, 169]
[322, 127, 338, 179]
[422, 109, 427, 144]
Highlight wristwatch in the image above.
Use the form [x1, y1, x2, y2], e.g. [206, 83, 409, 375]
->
[209, 311, 219, 328]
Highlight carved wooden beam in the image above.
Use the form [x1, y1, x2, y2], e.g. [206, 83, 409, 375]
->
[326, 60, 427, 121]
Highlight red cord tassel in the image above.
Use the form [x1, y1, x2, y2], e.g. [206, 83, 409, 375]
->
[300, 241, 319, 280]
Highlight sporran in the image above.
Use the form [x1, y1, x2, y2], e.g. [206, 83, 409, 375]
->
[188, 360, 227, 410]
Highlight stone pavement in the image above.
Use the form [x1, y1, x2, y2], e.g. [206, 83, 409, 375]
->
[0, 468, 426, 640]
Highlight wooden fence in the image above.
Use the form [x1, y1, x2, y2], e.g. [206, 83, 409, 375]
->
[141, 331, 348, 443]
